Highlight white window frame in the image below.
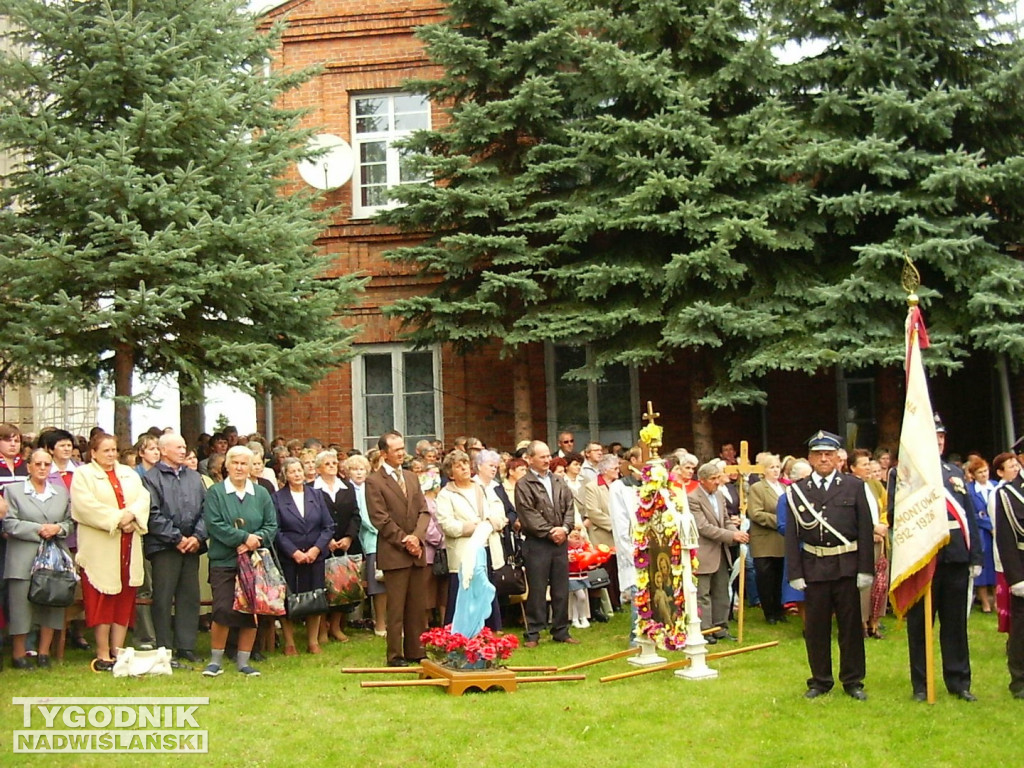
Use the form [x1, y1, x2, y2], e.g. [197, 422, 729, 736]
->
[351, 344, 443, 452]
[350, 91, 430, 219]
[544, 343, 639, 448]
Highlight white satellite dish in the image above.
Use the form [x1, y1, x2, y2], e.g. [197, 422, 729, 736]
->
[297, 134, 355, 190]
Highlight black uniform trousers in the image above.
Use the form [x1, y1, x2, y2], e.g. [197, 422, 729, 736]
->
[906, 562, 971, 695]
[522, 536, 570, 642]
[803, 575, 865, 693]
[1009, 594, 1024, 695]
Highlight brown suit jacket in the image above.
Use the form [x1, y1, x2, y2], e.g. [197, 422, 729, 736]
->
[688, 486, 737, 576]
[747, 480, 785, 559]
[365, 466, 430, 570]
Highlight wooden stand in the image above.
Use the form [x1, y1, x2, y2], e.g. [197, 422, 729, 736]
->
[418, 659, 518, 695]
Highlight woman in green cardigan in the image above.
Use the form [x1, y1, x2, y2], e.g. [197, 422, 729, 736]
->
[201, 445, 277, 678]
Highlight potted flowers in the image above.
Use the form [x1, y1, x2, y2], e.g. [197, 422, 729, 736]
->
[420, 626, 519, 670]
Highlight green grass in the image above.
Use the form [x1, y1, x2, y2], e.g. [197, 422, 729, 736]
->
[0, 609, 1018, 768]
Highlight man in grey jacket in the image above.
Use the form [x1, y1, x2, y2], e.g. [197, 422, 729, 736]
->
[143, 433, 207, 665]
[515, 440, 578, 647]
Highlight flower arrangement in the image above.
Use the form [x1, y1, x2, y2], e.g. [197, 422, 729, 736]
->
[633, 462, 698, 650]
[420, 626, 519, 670]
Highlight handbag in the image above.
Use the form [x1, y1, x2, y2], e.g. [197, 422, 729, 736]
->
[28, 540, 79, 608]
[586, 566, 611, 589]
[432, 547, 449, 577]
[112, 646, 173, 678]
[489, 555, 527, 597]
[286, 587, 329, 620]
[325, 555, 365, 606]
[233, 547, 287, 616]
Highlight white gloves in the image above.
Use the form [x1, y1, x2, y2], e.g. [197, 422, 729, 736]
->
[971, 565, 982, 579]
[1010, 581, 1024, 599]
[857, 574, 874, 590]
[789, 578, 806, 591]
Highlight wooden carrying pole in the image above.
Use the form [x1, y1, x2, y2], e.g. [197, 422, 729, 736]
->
[556, 647, 639, 672]
[925, 588, 936, 704]
[599, 641, 778, 683]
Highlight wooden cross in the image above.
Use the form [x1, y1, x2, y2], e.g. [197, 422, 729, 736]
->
[721, 439, 764, 644]
[722, 440, 764, 520]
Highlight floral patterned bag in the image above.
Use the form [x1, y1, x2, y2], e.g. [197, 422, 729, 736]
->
[233, 548, 287, 616]
[324, 554, 365, 606]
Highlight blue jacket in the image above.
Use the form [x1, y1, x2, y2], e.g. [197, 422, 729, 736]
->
[143, 462, 208, 557]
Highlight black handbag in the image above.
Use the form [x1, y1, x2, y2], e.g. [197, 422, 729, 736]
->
[28, 541, 78, 608]
[285, 588, 329, 620]
[432, 547, 449, 577]
[489, 556, 527, 597]
[586, 567, 611, 589]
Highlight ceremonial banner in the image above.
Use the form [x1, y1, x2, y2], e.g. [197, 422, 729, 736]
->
[888, 305, 950, 617]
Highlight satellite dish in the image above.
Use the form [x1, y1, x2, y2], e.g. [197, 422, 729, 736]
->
[297, 134, 355, 190]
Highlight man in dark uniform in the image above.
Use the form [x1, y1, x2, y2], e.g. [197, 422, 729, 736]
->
[994, 467, 1024, 699]
[895, 414, 981, 702]
[783, 430, 874, 700]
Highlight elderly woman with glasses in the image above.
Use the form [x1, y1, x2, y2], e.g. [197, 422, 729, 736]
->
[3, 448, 74, 669]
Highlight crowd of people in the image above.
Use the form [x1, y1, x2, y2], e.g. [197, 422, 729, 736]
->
[0, 419, 1021, 700]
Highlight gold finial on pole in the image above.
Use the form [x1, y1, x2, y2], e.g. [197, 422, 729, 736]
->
[901, 252, 920, 306]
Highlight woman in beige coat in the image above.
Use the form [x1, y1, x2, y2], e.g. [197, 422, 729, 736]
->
[435, 450, 506, 630]
[71, 432, 150, 671]
[748, 452, 786, 625]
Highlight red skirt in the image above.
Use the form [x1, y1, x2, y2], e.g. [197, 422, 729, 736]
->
[81, 532, 137, 628]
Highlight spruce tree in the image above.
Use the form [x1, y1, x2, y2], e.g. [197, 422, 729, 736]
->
[382, 0, 809, 448]
[0, 0, 365, 442]
[766, 0, 1024, 379]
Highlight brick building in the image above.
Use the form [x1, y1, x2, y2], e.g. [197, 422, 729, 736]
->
[259, 0, 1013, 462]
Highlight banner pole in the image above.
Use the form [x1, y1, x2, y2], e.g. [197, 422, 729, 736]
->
[925, 586, 936, 704]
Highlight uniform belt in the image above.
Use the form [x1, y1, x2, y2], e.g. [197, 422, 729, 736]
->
[948, 520, 961, 530]
[804, 542, 858, 557]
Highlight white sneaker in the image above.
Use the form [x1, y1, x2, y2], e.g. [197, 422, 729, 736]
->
[578, 618, 590, 629]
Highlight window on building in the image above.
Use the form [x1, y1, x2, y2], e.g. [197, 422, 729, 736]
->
[352, 345, 441, 451]
[350, 92, 429, 218]
[545, 344, 638, 448]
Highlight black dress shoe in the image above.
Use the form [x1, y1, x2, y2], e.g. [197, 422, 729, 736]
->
[36, 655, 51, 669]
[387, 658, 410, 667]
[705, 635, 718, 645]
[804, 688, 827, 699]
[912, 691, 927, 702]
[1012, 690, 1024, 700]
[12, 657, 34, 671]
[250, 651, 265, 663]
[715, 631, 737, 641]
[71, 636, 92, 652]
[845, 688, 868, 701]
[177, 650, 202, 663]
[766, 618, 778, 625]
[954, 690, 977, 702]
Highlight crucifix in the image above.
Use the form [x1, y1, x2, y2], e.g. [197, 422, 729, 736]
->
[722, 440, 765, 643]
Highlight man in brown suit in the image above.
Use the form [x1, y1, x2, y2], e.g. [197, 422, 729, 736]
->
[365, 430, 432, 666]
[688, 461, 748, 643]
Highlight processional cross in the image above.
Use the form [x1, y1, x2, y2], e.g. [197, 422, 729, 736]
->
[723, 441, 765, 643]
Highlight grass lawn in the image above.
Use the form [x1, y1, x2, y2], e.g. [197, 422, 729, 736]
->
[1, 608, 1018, 768]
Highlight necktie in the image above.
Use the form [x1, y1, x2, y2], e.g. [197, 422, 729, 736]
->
[395, 469, 407, 496]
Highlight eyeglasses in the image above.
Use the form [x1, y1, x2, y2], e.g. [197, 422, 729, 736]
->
[31, 460, 52, 467]
[560, 439, 574, 444]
